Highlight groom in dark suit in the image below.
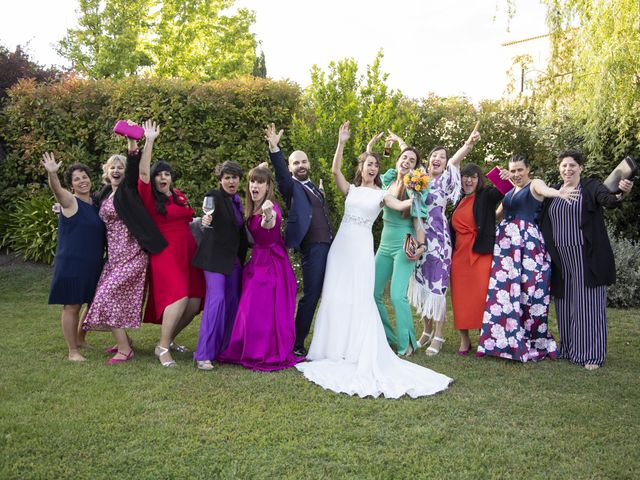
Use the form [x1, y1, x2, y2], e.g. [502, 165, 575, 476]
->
[265, 124, 333, 356]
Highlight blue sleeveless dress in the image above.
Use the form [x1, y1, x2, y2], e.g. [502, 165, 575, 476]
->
[477, 183, 557, 362]
[48, 198, 105, 305]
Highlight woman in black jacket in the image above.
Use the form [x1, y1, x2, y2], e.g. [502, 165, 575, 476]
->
[539, 150, 633, 370]
[449, 164, 505, 355]
[191, 161, 249, 370]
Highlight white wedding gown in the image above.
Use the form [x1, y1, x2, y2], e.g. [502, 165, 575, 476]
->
[295, 185, 452, 399]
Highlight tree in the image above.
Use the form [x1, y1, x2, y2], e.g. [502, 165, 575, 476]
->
[252, 49, 267, 78]
[57, 0, 258, 81]
[0, 44, 60, 98]
[57, 0, 154, 78]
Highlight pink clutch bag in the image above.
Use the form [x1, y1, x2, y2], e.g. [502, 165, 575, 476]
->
[486, 166, 514, 194]
[113, 120, 144, 140]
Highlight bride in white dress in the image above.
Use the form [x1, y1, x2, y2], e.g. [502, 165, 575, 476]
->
[295, 122, 452, 399]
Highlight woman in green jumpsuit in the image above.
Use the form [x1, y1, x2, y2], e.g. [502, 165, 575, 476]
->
[373, 135, 427, 356]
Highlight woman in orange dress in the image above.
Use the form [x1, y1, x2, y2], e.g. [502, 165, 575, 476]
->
[450, 164, 505, 355]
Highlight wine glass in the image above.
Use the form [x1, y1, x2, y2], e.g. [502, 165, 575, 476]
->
[202, 196, 215, 228]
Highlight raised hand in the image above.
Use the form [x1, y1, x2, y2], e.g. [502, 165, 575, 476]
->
[41, 152, 61, 173]
[143, 120, 160, 141]
[265, 123, 284, 151]
[366, 131, 384, 153]
[498, 166, 512, 181]
[466, 121, 481, 146]
[338, 121, 350, 145]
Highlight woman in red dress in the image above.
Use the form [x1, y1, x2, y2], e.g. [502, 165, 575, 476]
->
[450, 164, 504, 355]
[137, 120, 205, 367]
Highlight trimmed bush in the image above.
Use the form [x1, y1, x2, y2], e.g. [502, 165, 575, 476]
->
[608, 230, 640, 308]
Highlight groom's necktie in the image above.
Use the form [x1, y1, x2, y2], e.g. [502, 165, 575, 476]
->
[305, 181, 323, 202]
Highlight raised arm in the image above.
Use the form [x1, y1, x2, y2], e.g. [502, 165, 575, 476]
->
[449, 121, 481, 169]
[260, 199, 277, 230]
[387, 130, 408, 151]
[139, 120, 160, 184]
[332, 121, 351, 195]
[265, 123, 294, 199]
[366, 131, 384, 154]
[41, 152, 77, 216]
[530, 179, 580, 202]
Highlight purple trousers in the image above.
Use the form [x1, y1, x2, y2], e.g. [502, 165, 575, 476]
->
[193, 263, 242, 361]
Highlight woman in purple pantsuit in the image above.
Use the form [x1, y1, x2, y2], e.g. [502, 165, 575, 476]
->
[218, 166, 302, 371]
[191, 161, 249, 370]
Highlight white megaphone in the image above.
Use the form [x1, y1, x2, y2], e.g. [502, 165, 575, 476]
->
[603, 156, 639, 193]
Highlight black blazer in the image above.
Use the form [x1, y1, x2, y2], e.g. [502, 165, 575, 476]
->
[191, 188, 248, 275]
[450, 186, 504, 254]
[98, 150, 168, 254]
[539, 178, 621, 298]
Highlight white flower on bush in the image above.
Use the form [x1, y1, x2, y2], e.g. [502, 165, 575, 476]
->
[506, 318, 519, 332]
[484, 338, 496, 350]
[490, 303, 503, 316]
[496, 290, 510, 305]
[522, 257, 537, 271]
[496, 337, 508, 349]
[491, 323, 506, 338]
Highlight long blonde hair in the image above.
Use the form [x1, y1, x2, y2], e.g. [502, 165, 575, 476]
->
[101, 154, 127, 185]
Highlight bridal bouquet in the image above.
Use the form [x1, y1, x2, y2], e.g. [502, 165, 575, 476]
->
[403, 167, 430, 192]
[403, 168, 430, 231]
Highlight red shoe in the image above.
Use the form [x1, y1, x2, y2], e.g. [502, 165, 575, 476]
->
[106, 350, 134, 365]
[105, 335, 133, 354]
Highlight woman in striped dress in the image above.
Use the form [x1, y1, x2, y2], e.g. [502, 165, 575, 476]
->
[539, 151, 634, 370]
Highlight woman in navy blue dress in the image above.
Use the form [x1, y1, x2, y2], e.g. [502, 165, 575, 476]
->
[42, 152, 105, 361]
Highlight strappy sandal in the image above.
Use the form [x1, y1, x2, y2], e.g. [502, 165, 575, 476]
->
[155, 345, 177, 368]
[426, 337, 445, 357]
[169, 341, 190, 353]
[195, 360, 214, 371]
[416, 330, 433, 348]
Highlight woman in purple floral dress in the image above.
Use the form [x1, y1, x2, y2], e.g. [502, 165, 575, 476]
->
[476, 155, 576, 362]
[407, 123, 481, 356]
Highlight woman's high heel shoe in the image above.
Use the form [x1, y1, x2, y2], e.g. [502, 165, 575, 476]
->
[155, 345, 177, 368]
[425, 337, 445, 357]
[457, 343, 472, 356]
[416, 330, 433, 349]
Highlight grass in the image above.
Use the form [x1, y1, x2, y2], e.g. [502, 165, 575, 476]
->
[1, 256, 639, 479]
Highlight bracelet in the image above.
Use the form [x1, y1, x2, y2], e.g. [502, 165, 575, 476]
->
[263, 215, 274, 223]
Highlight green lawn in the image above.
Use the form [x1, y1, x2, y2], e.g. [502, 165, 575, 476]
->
[1, 256, 638, 479]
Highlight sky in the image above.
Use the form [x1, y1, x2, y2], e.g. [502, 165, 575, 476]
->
[0, 0, 549, 102]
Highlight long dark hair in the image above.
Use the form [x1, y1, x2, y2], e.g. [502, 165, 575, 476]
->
[353, 152, 382, 187]
[150, 161, 186, 215]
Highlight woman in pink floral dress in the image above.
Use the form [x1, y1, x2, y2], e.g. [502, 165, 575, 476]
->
[83, 132, 167, 364]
